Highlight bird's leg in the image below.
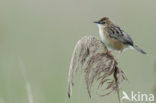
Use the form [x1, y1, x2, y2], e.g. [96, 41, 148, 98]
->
[106, 50, 114, 55]
[116, 50, 122, 60]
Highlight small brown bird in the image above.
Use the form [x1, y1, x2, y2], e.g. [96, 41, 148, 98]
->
[94, 17, 146, 55]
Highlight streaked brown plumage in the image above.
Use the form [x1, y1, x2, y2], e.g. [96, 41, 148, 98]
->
[94, 17, 146, 54]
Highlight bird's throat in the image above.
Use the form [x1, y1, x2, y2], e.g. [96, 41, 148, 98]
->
[97, 24, 105, 41]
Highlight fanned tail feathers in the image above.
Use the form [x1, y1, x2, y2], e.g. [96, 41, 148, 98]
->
[133, 44, 146, 54]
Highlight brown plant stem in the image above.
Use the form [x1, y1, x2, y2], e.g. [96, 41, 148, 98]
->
[67, 36, 127, 103]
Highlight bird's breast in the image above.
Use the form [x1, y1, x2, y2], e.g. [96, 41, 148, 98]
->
[99, 28, 112, 50]
[98, 28, 127, 51]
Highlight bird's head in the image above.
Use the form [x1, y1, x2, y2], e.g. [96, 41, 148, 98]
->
[94, 17, 111, 28]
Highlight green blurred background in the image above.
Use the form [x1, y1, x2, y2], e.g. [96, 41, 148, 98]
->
[0, 0, 155, 103]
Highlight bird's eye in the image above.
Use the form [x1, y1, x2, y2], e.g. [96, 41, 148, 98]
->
[102, 21, 105, 24]
[100, 21, 105, 24]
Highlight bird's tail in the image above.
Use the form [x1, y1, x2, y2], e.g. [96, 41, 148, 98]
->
[133, 44, 146, 54]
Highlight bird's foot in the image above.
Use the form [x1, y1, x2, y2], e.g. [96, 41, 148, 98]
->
[106, 50, 114, 55]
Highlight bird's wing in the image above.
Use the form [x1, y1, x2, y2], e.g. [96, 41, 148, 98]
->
[105, 26, 134, 46]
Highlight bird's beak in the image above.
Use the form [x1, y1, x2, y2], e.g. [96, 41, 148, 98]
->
[93, 21, 99, 24]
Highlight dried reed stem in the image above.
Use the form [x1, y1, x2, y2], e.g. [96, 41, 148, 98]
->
[18, 56, 34, 103]
[67, 36, 127, 103]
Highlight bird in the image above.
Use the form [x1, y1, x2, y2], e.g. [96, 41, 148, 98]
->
[94, 17, 146, 55]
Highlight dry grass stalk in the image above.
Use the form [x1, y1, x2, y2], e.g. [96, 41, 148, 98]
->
[67, 36, 127, 103]
[18, 56, 34, 103]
